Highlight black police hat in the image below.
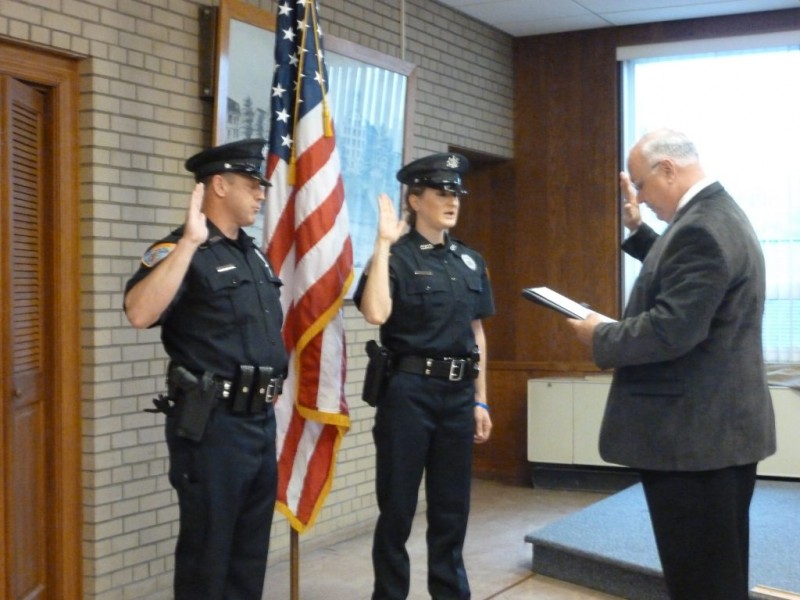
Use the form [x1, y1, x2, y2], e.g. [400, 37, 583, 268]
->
[396, 152, 469, 194]
[185, 138, 270, 187]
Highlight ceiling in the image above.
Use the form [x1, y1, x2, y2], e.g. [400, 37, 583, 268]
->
[435, 0, 800, 37]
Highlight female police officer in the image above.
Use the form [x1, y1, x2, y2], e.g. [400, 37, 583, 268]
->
[354, 153, 494, 600]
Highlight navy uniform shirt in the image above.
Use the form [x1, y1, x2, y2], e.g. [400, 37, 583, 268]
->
[125, 221, 288, 380]
[354, 229, 494, 358]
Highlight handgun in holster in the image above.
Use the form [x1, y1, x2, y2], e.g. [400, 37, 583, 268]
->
[170, 366, 216, 442]
[145, 363, 198, 417]
[362, 340, 392, 407]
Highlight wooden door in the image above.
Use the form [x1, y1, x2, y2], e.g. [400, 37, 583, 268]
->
[2, 75, 50, 600]
[0, 40, 82, 600]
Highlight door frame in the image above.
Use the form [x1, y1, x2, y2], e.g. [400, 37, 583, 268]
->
[0, 39, 82, 599]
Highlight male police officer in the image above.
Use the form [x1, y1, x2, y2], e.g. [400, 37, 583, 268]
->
[125, 139, 288, 600]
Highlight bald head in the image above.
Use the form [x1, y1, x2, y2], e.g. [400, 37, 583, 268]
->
[626, 129, 707, 222]
[635, 129, 700, 168]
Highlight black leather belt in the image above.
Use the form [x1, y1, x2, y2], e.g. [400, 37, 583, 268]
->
[394, 355, 477, 381]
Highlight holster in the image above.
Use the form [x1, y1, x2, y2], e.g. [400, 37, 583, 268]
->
[362, 340, 392, 407]
[145, 363, 199, 417]
[171, 367, 216, 442]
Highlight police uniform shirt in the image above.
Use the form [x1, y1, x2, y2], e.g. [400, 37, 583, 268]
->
[355, 229, 494, 358]
[125, 221, 288, 379]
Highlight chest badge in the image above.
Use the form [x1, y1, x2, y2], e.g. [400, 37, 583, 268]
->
[461, 254, 477, 271]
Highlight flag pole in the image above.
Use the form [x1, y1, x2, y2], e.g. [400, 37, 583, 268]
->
[291, 529, 299, 600]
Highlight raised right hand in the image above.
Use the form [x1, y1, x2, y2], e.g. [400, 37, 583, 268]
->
[619, 171, 642, 231]
[376, 192, 408, 244]
[183, 183, 209, 246]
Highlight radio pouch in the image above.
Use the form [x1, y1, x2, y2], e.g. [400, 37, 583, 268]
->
[232, 365, 256, 413]
[362, 340, 392, 407]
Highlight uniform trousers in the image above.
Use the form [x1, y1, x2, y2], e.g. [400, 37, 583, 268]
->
[639, 463, 758, 600]
[166, 403, 277, 600]
[372, 371, 476, 600]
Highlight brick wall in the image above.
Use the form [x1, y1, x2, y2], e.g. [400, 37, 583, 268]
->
[0, 0, 512, 597]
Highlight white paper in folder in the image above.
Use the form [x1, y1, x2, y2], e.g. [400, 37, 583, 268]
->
[521, 286, 616, 323]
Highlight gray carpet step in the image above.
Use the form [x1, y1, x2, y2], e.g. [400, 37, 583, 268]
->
[525, 480, 800, 600]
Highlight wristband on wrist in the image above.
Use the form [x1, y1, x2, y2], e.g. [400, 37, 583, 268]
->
[474, 401, 489, 411]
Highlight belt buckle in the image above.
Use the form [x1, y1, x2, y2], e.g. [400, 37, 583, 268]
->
[448, 359, 466, 381]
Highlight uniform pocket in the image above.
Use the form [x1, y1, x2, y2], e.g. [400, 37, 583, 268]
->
[406, 276, 450, 325]
[204, 270, 255, 324]
[206, 269, 251, 292]
[167, 433, 207, 552]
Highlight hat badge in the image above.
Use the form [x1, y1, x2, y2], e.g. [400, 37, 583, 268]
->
[446, 155, 460, 169]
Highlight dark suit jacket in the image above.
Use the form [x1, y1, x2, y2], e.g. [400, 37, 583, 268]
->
[594, 182, 776, 471]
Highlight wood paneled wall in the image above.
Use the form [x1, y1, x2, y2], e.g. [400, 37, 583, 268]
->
[462, 8, 800, 483]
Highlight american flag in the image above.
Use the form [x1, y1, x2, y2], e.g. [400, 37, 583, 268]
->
[265, 0, 353, 533]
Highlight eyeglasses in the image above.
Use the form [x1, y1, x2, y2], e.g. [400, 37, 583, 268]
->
[632, 161, 663, 192]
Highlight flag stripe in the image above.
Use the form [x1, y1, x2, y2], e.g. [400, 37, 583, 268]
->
[288, 241, 353, 345]
[293, 213, 351, 316]
[264, 162, 295, 274]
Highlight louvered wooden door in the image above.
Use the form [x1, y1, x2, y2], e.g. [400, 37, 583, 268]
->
[2, 76, 50, 600]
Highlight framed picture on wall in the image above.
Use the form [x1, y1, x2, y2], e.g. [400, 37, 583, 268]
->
[213, 0, 416, 290]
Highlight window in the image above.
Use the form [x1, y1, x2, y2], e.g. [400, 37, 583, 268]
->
[620, 38, 800, 363]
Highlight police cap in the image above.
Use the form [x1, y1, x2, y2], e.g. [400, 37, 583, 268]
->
[185, 138, 270, 187]
[396, 152, 469, 195]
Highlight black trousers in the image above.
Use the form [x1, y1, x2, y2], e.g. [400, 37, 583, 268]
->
[166, 404, 277, 600]
[371, 372, 476, 600]
[640, 463, 758, 600]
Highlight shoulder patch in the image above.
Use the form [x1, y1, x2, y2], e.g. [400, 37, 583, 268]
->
[142, 242, 176, 268]
[461, 253, 477, 271]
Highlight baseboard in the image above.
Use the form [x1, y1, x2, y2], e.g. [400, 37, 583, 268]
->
[529, 463, 640, 492]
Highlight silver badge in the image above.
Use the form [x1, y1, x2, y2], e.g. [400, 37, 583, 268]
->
[461, 254, 477, 270]
[446, 155, 460, 169]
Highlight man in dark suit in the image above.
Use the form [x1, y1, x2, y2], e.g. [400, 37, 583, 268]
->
[569, 129, 776, 600]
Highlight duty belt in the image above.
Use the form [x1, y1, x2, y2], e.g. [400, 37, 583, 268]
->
[394, 355, 477, 381]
